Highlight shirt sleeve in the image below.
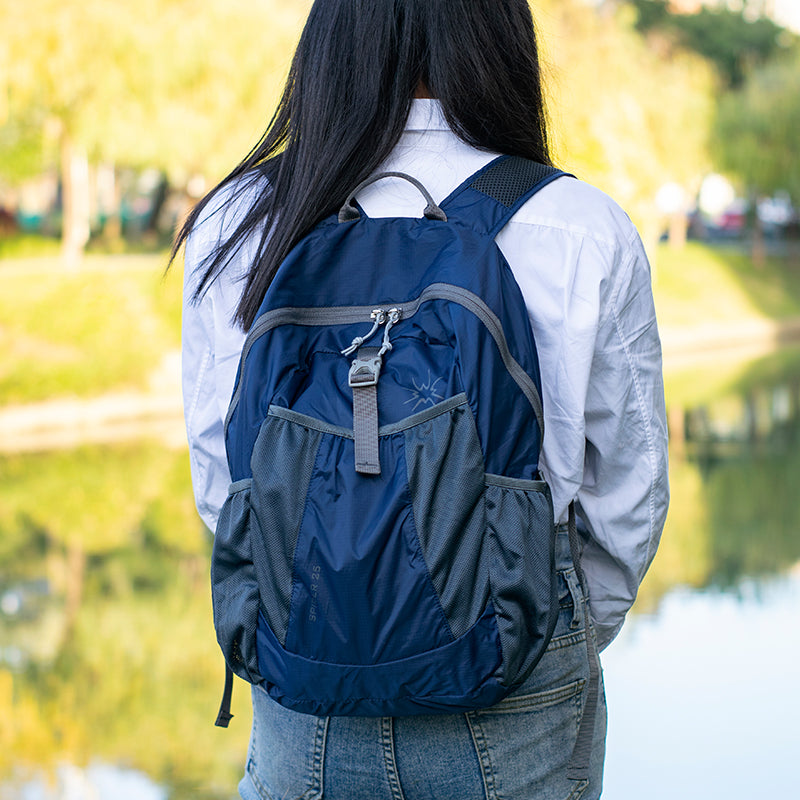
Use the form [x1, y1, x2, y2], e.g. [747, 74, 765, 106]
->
[181, 239, 231, 532]
[577, 228, 670, 650]
[181, 180, 260, 532]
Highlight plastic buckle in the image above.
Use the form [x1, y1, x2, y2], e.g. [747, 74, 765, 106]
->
[348, 355, 382, 387]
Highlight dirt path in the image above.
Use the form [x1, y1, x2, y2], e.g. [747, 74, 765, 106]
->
[659, 316, 800, 371]
[0, 351, 185, 453]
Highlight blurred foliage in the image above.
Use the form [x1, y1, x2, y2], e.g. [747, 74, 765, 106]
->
[625, 0, 794, 87]
[1, 0, 797, 257]
[0, 0, 309, 183]
[0, 254, 181, 404]
[714, 51, 800, 202]
[1, 0, 714, 243]
[0, 117, 50, 184]
[706, 446, 800, 584]
[0, 442, 200, 560]
[0, 234, 61, 259]
[639, 351, 800, 608]
[637, 457, 712, 608]
[535, 0, 714, 239]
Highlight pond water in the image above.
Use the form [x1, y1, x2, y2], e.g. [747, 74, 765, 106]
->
[1, 347, 799, 799]
[603, 572, 800, 799]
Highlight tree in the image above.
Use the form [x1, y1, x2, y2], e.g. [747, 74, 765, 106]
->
[713, 53, 800, 263]
[534, 0, 715, 252]
[0, 0, 306, 262]
[625, 0, 795, 87]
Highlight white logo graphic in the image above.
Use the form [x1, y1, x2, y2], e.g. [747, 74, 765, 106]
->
[404, 372, 444, 412]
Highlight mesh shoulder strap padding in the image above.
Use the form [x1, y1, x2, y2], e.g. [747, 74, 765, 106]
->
[470, 157, 560, 208]
[440, 155, 571, 236]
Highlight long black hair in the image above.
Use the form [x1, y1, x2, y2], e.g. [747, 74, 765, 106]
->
[172, 0, 552, 332]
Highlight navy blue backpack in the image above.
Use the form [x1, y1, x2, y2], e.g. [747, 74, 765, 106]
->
[210, 158, 594, 754]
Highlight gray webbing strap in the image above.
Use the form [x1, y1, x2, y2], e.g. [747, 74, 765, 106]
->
[566, 501, 602, 781]
[349, 346, 381, 475]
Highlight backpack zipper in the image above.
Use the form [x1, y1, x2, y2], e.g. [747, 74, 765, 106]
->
[225, 284, 544, 438]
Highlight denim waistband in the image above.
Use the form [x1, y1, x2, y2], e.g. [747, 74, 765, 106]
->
[554, 525, 574, 572]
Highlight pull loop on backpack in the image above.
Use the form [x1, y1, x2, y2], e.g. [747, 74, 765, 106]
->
[338, 171, 448, 223]
[211, 159, 597, 764]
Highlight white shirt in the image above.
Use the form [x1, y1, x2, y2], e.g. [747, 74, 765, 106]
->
[182, 99, 669, 650]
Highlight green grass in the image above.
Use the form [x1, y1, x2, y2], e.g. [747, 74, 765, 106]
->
[0, 253, 182, 405]
[0, 234, 62, 259]
[2, 241, 800, 407]
[652, 242, 800, 406]
[653, 241, 800, 327]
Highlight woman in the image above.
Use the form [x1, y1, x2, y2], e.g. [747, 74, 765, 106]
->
[175, 1, 669, 798]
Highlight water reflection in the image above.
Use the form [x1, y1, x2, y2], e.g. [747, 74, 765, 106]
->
[638, 347, 800, 605]
[0, 443, 251, 799]
[604, 347, 800, 798]
[1, 349, 799, 797]
[603, 569, 800, 799]
[671, 370, 800, 469]
[6, 762, 167, 800]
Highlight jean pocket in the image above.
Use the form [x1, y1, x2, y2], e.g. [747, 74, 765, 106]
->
[243, 685, 328, 800]
[468, 677, 588, 800]
[466, 627, 595, 800]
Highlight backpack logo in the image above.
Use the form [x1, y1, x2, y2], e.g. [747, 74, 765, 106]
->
[404, 371, 444, 411]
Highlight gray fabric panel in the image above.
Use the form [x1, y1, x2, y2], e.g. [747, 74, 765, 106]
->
[405, 402, 489, 639]
[268, 404, 353, 439]
[484, 479, 556, 684]
[485, 473, 548, 491]
[210, 483, 262, 684]
[249, 414, 323, 646]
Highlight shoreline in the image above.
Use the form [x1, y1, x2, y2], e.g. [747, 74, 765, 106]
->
[659, 316, 800, 371]
[2, 318, 800, 453]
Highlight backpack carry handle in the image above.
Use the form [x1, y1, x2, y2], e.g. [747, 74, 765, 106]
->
[338, 172, 448, 223]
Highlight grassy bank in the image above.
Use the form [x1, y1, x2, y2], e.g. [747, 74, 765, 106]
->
[652, 242, 800, 405]
[1, 242, 799, 407]
[653, 241, 800, 328]
[0, 253, 182, 406]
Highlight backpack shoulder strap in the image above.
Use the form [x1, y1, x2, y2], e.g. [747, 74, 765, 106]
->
[440, 155, 573, 236]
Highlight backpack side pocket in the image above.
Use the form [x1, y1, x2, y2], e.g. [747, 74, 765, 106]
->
[484, 475, 557, 688]
[211, 479, 261, 685]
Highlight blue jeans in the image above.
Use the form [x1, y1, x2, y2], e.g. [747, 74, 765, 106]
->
[239, 530, 606, 800]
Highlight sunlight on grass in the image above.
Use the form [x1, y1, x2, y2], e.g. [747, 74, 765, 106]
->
[653, 243, 776, 327]
[655, 242, 800, 329]
[0, 254, 182, 405]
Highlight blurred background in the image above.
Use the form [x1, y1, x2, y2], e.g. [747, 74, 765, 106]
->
[1, 0, 799, 797]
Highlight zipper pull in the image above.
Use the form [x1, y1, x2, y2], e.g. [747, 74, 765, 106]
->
[341, 309, 386, 356]
[378, 308, 402, 356]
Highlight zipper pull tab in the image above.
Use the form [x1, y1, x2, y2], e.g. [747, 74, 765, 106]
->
[378, 308, 402, 356]
[341, 309, 386, 356]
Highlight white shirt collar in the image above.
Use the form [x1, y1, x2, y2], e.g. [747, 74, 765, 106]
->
[405, 99, 450, 132]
